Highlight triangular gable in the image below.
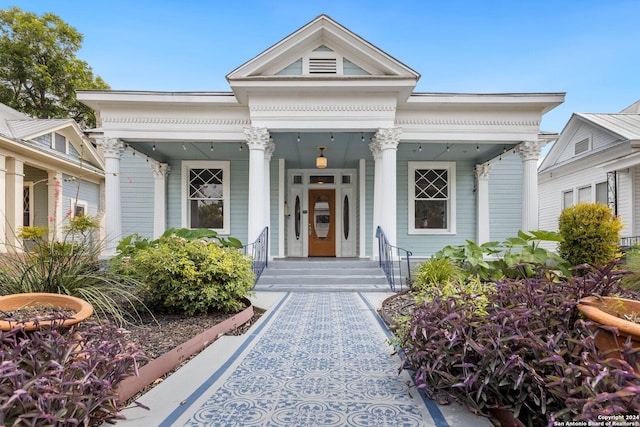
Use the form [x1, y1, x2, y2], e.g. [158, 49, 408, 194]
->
[227, 14, 420, 81]
[539, 113, 640, 171]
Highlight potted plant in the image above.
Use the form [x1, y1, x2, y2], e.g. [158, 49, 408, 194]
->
[0, 292, 93, 331]
[577, 295, 640, 360]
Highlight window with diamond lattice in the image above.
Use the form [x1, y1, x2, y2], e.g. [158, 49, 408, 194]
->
[189, 168, 224, 229]
[409, 162, 456, 234]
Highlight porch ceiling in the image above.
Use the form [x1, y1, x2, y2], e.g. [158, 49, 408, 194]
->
[125, 132, 515, 168]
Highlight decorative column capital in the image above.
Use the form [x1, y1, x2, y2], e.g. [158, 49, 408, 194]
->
[243, 127, 270, 150]
[518, 140, 546, 161]
[151, 162, 171, 179]
[264, 140, 276, 160]
[375, 127, 402, 151]
[369, 138, 382, 159]
[475, 163, 492, 180]
[96, 137, 124, 158]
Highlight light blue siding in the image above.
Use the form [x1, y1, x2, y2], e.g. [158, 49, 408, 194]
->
[395, 159, 477, 255]
[343, 59, 370, 75]
[489, 152, 523, 241]
[166, 158, 250, 245]
[364, 160, 374, 257]
[24, 166, 49, 227]
[120, 152, 154, 239]
[62, 173, 100, 220]
[277, 59, 302, 75]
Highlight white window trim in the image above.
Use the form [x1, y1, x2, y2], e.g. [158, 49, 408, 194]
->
[69, 198, 88, 217]
[181, 160, 230, 235]
[562, 189, 574, 209]
[408, 161, 456, 235]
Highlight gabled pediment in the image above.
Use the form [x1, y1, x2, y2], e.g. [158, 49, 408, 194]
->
[226, 15, 420, 103]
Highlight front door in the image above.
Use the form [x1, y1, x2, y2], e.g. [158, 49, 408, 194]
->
[308, 189, 335, 256]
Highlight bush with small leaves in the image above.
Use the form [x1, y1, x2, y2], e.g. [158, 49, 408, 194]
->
[558, 203, 623, 267]
[125, 236, 255, 315]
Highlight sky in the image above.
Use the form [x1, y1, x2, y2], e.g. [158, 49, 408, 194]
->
[2, 0, 639, 144]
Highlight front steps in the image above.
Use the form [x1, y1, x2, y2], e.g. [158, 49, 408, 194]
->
[254, 259, 392, 292]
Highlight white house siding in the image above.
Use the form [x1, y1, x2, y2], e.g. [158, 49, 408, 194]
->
[617, 168, 634, 237]
[555, 125, 619, 164]
[634, 166, 640, 237]
[269, 160, 279, 256]
[488, 152, 522, 241]
[119, 152, 154, 239]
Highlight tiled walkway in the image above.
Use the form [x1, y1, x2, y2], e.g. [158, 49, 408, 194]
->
[115, 292, 491, 426]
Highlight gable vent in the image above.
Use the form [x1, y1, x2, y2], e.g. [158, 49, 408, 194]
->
[309, 58, 337, 74]
[574, 138, 589, 155]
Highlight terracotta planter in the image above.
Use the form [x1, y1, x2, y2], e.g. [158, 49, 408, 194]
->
[577, 296, 640, 360]
[0, 293, 94, 331]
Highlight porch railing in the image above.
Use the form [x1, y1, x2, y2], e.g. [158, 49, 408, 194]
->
[243, 226, 269, 286]
[620, 236, 640, 248]
[376, 226, 413, 292]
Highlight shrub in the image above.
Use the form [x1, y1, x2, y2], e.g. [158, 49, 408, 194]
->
[399, 263, 640, 424]
[558, 203, 623, 267]
[435, 230, 569, 280]
[1, 217, 148, 326]
[621, 248, 640, 293]
[411, 257, 466, 292]
[0, 321, 145, 425]
[124, 236, 255, 315]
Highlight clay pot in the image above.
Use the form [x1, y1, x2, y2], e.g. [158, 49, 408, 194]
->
[0, 293, 93, 331]
[577, 296, 640, 360]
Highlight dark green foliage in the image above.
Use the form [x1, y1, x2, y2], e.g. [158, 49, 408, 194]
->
[399, 263, 640, 424]
[558, 203, 623, 267]
[0, 7, 109, 127]
[435, 230, 569, 280]
[121, 236, 254, 315]
[0, 321, 145, 425]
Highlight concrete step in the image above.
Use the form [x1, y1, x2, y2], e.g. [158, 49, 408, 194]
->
[254, 259, 393, 292]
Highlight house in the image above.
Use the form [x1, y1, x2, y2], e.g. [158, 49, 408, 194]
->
[538, 100, 640, 244]
[77, 14, 564, 258]
[0, 103, 105, 252]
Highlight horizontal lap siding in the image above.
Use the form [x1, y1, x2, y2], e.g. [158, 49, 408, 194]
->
[269, 161, 279, 256]
[167, 158, 249, 245]
[396, 158, 476, 256]
[489, 153, 522, 242]
[120, 152, 154, 239]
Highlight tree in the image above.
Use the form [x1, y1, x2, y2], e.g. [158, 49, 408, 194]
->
[0, 7, 108, 128]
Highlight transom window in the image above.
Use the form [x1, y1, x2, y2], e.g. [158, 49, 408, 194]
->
[409, 162, 456, 234]
[182, 161, 230, 233]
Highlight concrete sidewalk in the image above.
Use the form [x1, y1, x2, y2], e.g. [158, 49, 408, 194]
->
[113, 292, 491, 426]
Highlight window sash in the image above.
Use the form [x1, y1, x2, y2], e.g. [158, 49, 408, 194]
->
[409, 162, 455, 234]
[182, 161, 230, 234]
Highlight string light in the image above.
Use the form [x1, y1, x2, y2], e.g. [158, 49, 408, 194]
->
[361, 132, 365, 142]
[182, 143, 186, 151]
[297, 133, 300, 142]
[446, 144, 450, 152]
[239, 144, 243, 151]
[210, 142, 214, 151]
[330, 132, 334, 142]
[418, 145, 422, 152]
[476, 144, 480, 152]
[152, 143, 156, 151]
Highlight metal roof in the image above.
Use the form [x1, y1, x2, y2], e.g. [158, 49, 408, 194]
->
[576, 112, 640, 141]
[7, 118, 74, 139]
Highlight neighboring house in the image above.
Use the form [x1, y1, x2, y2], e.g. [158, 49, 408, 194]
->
[0, 103, 105, 253]
[539, 100, 640, 244]
[78, 14, 564, 258]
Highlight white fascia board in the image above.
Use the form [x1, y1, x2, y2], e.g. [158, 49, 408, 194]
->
[77, 91, 239, 109]
[406, 92, 565, 113]
[102, 129, 247, 142]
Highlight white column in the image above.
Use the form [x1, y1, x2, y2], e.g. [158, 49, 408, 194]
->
[475, 163, 492, 244]
[0, 155, 6, 253]
[97, 137, 124, 256]
[278, 158, 285, 258]
[264, 140, 275, 228]
[47, 171, 63, 242]
[369, 138, 383, 259]
[151, 162, 170, 239]
[518, 140, 546, 232]
[375, 127, 402, 247]
[6, 158, 24, 251]
[244, 127, 269, 243]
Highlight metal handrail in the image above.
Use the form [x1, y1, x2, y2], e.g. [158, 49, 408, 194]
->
[376, 226, 413, 292]
[243, 226, 269, 285]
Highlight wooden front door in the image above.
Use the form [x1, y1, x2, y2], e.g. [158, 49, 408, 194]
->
[308, 189, 336, 257]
